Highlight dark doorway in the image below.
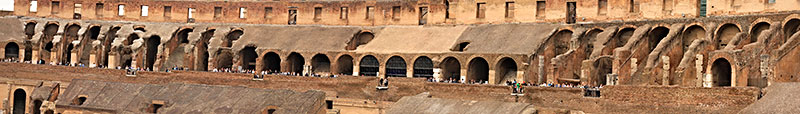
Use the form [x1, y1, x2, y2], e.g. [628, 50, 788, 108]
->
[467, 57, 489, 83]
[224, 30, 243, 48]
[716, 24, 740, 49]
[711, 58, 732, 87]
[215, 50, 233, 69]
[386, 56, 407, 77]
[196, 30, 215, 71]
[32, 100, 42, 114]
[262, 52, 281, 73]
[750, 22, 770, 43]
[5, 42, 19, 60]
[440, 57, 461, 80]
[346, 32, 374, 50]
[288, 9, 297, 25]
[287, 52, 304, 74]
[594, 57, 613, 86]
[413, 56, 434, 77]
[13, 89, 25, 114]
[65, 44, 73, 64]
[495, 58, 517, 84]
[783, 19, 800, 45]
[359, 55, 379, 76]
[566, 2, 576, 24]
[683, 25, 705, 51]
[240, 46, 257, 70]
[336, 55, 354, 75]
[145, 36, 161, 70]
[311, 54, 331, 74]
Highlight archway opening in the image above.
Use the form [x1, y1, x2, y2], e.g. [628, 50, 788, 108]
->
[65, 44, 73, 64]
[215, 50, 233, 69]
[452, 42, 470, 52]
[262, 52, 281, 73]
[386, 56, 407, 77]
[5, 42, 19, 60]
[413, 56, 434, 78]
[80, 26, 101, 64]
[581, 29, 602, 59]
[750, 22, 770, 43]
[467, 57, 489, 83]
[102, 27, 121, 66]
[124, 34, 139, 45]
[683, 25, 706, 51]
[311, 54, 331, 74]
[287, 52, 305, 74]
[346, 32, 374, 50]
[224, 30, 243, 48]
[716, 24, 740, 49]
[24, 22, 36, 39]
[785, 19, 800, 43]
[553, 30, 572, 55]
[335, 55, 354, 75]
[711, 58, 732, 87]
[239, 46, 257, 70]
[63, 24, 81, 63]
[440, 57, 461, 80]
[145, 36, 161, 70]
[615, 28, 636, 48]
[196, 30, 215, 71]
[359, 55, 379, 76]
[12, 89, 25, 114]
[175, 29, 193, 44]
[495, 58, 517, 84]
[594, 57, 613, 86]
[87, 26, 101, 40]
[649, 27, 670, 52]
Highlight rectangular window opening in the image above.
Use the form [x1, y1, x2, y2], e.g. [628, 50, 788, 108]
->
[141, 5, 148, 17]
[366, 6, 374, 19]
[536, 1, 546, 18]
[314, 7, 322, 20]
[95, 3, 103, 17]
[505, 2, 515, 18]
[30, 0, 38, 12]
[288, 8, 297, 25]
[74, 4, 82, 14]
[51, 1, 60, 14]
[598, 0, 608, 15]
[239, 7, 247, 19]
[476, 3, 485, 19]
[214, 7, 222, 19]
[163, 6, 172, 18]
[340, 7, 348, 20]
[392, 6, 401, 20]
[117, 4, 124, 16]
[264, 7, 273, 18]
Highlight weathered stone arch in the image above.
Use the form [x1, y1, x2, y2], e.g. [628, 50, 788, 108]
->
[581, 28, 603, 60]
[239, 46, 258, 70]
[4, 42, 19, 60]
[79, 26, 101, 64]
[385, 56, 407, 77]
[346, 31, 374, 50]
[749, 22, 770, 44]
[101, 26, 121, 66]
[359, 55, 379, 76]
[648, 26, 670, 52]
[311, 54, 331, 74]
[285, 52, 305, 73]
[262, 52, 281, 72]
[467, 57, 489, 83]
[495, 57, 517, 84]
[214, 50, 234, 69]
[682, 25, 706, 51]
[195, 29, 215, 71]
[334, 54, 354, 75]
[439, 56, 461, 80]
[593, 56, 613, 86]
[223, 29, 243, 48]
[715, 23, 741, 50]
[24, 22, 36, 39]
[413, 56, 434, 78]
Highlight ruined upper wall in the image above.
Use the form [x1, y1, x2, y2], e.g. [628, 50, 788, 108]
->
[11, 0, 799, 26]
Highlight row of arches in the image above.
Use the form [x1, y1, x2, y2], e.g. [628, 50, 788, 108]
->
[211, 49, 521, 83]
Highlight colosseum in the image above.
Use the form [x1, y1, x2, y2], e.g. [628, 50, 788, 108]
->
[0, 0, 799, 113]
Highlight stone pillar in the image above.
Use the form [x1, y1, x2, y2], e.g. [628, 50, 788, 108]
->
[89, 53, 97, 67]
[352, 64, 360, 76]
[108, 54, 118, 69]
[18, 48, 26, 62]
[662, 56, 670, 85]
[460, 68, 467, 83]
[31, 50, 40, 63]
[695, 54, 704, 87]
[759, 54, 770, 87]
[303, 64, 311, 76]
[50, 51, 58, 64]
[70, 52, 78, 66]
[488, 69, 497, 84]
[606, 74, 618, 85]
[516, 70, 525, 83]
[378, 63, 386, 78]
[703, 73, 713, 87]
[538, 56, 545, 84]
[406, 66, 414, 78]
